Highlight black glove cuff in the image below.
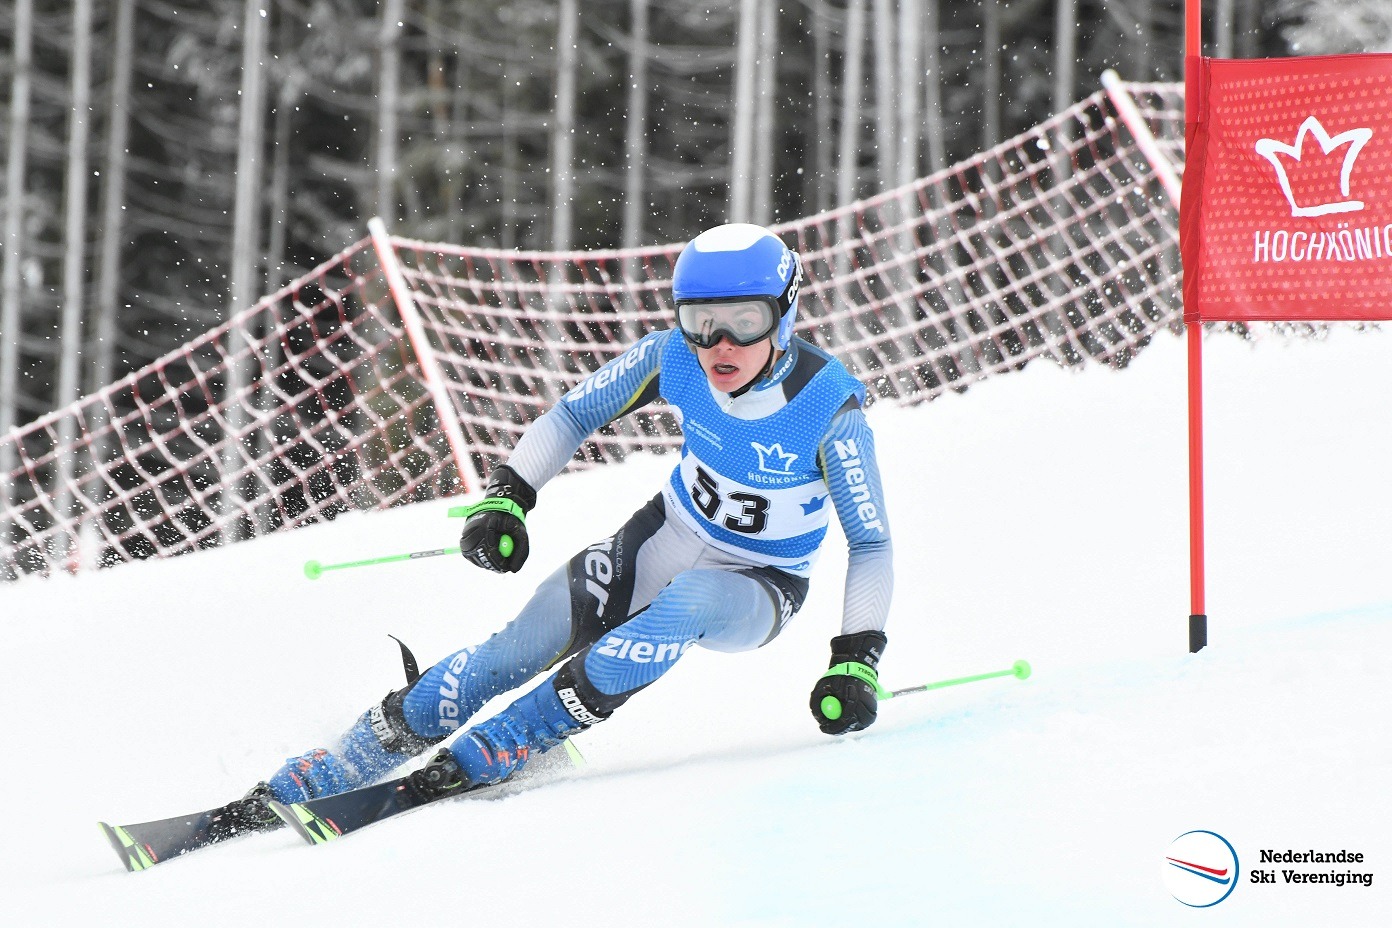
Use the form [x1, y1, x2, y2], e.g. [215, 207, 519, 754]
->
[485, 464, 537, 513]
[828, 630, 887, 670]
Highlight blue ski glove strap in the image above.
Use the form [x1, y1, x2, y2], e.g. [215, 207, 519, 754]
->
[810, 630, 888, 735]
[459, 465, 536, 573]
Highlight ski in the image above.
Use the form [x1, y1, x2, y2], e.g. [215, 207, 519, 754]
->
[98, 804, 282, 873]
[272, 739, 584, 846]
[269, 774, 488, 844]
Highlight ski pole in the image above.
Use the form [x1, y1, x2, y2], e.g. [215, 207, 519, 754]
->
[303, 499, 521, 579]
[818, 658, 1031, 720]
[882, 659, 1032, 699]
[303, 546, 463, 580]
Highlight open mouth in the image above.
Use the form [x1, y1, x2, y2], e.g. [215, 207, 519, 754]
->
[713, 362, 739, 375]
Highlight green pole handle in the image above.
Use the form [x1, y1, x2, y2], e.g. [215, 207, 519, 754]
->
[882, 659, 1032, 699]
[303, 499, 524, 579]
[446, 499, 525, 522]
[449, 499, 520, 560]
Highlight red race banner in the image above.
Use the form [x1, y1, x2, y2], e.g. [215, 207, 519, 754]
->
[1181, 54, 1392, 321]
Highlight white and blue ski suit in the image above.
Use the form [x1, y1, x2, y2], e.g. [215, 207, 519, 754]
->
[267, 329, 893, 801]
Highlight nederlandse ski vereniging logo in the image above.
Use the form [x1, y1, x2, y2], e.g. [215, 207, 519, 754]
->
[1164, 830, 1240, 907]
[1254, 115, 1372, 218]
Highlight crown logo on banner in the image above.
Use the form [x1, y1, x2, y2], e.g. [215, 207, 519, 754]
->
[1254, 116, 1373, 217]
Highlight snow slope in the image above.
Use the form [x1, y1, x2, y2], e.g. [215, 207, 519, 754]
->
[2, 329, 1389, 926]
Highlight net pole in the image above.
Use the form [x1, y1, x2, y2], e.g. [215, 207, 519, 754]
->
[1184, 0, 1208, 653]
[1100, 70, 1182, 209]
[368, 217, 480, 495]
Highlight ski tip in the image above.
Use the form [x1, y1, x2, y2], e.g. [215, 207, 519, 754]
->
[100, 821, 157, 873]
[268, 800, 342, 846]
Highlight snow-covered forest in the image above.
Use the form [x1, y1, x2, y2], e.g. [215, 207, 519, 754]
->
[0, 0, 1382, 436]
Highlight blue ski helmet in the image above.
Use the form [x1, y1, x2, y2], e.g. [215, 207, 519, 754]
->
[671, 223, 802, 350]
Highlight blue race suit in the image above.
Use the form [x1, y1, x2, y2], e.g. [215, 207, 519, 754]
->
[266, 331, 894, 800]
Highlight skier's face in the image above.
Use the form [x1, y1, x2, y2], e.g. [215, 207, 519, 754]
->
[695, 334, 775, 393]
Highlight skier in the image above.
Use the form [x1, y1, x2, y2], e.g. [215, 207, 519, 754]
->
[225, 222, 894, 828]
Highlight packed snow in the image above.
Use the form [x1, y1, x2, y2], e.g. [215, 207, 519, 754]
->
[2, 328, 1389, 926]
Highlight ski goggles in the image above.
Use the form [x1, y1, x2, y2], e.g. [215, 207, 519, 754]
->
[675, 298, 780, 349]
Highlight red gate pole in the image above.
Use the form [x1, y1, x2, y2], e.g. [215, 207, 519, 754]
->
[1185, 0, 1208, 652]
[1187, 322, 1207, 652]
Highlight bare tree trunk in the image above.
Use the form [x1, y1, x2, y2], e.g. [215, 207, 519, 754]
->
[923, 0, 946, 174]
[425, 0, 449, 138]
[92, 0, 135, 397]
[53, 0, 95, 568]
[836, 0, 868, 211]
[834, 0, 869, 344]
[896, 0, 922, 188]
[425, 0, 462, 236]
[266, 79, 300, 291]
[1053, 0, 1077, 112]
[1, 0, 34, 480]
[261, 76, 297, 534]
[230, 0, 266, 317]
[1237, 0, 1260, 58]
[57, 0, 95, 399]
[449, 19, 470, 244]
[1131, 0, 1152, 78]
[729, 0, 759, 222]
[223, 0, 268, 543]
[501, 52, 519, 249]
[751, 0, 777, 225]
[981, 0, 1000, 149]
[79, 0, 137, 567]
[377, 0, 403, 225]
[810, 0, 834, 213]
[551, 0, 580, 250]
[872, 0, 897, 193]
[622, 0, 651, 249]
[1215, 0, 1235, 58]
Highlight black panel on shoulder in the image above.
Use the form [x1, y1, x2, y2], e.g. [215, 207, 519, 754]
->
[779, 339, 831, 401]
[616, 370, 663, 418]
[834, 393, 863, 416]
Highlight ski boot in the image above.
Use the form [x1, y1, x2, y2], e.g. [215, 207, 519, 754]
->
[438, 666, 604, 789]
[264, 689, 449, 805]
[265, 747, 358, 804]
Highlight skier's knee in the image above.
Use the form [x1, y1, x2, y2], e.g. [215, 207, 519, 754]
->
[665, 568, 785, 653]
[659, 568, 725, 608]
[399, 647, 483, 737]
